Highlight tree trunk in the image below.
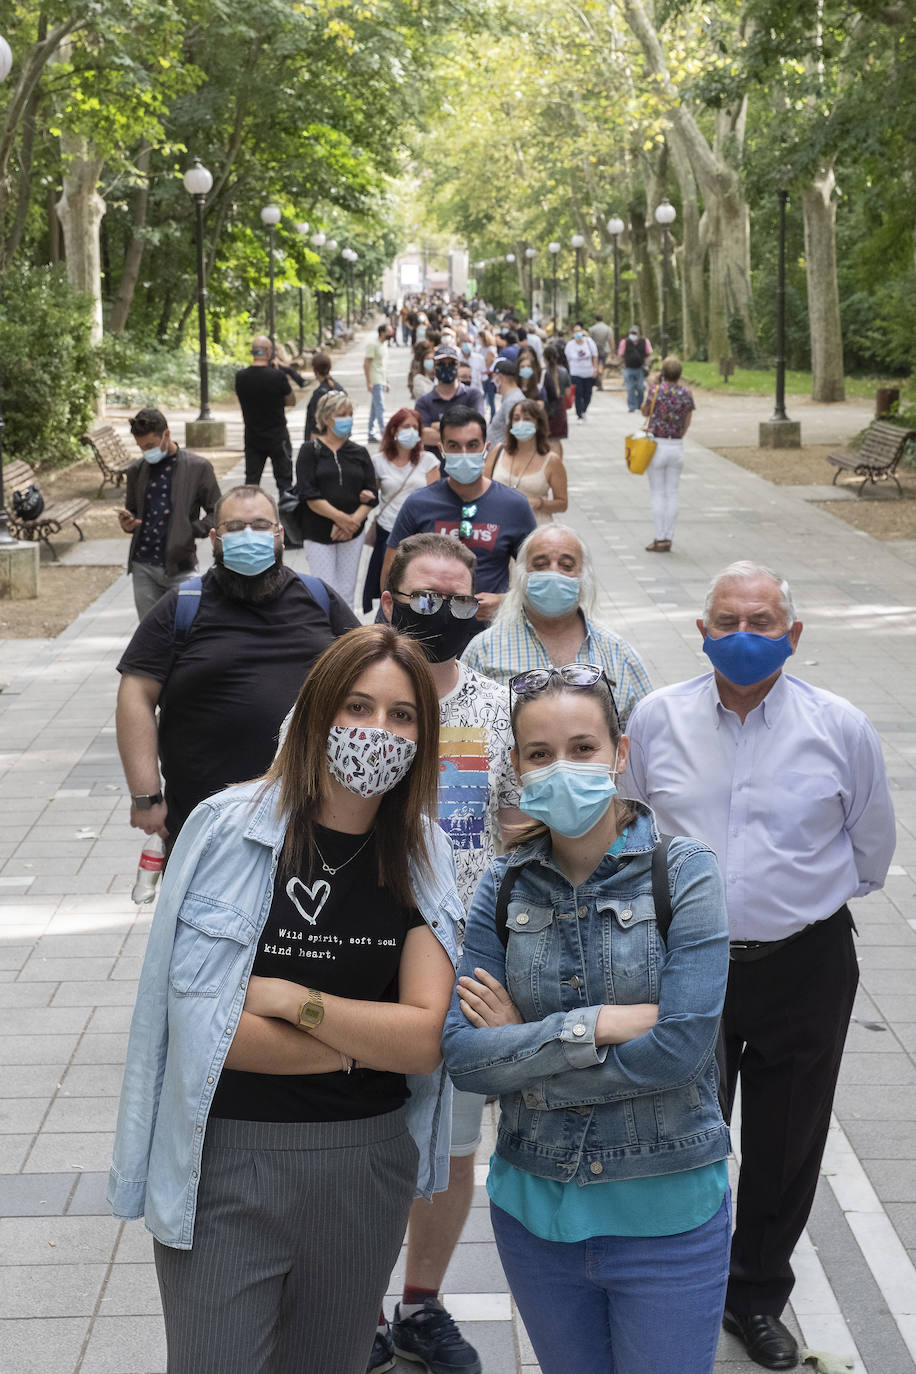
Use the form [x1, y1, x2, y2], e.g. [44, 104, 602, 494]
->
[55, 134, 105, 345]
[629, 208, 658, 338]
[108, 145, 151, 334]
[667, 136, 706, 357]
[802, 167, 845, 401]
[705, 190, 753, 364]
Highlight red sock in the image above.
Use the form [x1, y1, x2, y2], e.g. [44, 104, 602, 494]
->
[402, 1286, 437, 1307]
[378, 1309, 387, 1327]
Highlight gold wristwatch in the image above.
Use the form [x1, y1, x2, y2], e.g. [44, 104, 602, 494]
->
[296, 987, 324, 1031]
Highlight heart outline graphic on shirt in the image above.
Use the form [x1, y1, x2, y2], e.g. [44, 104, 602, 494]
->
[285, 877, 331, 927]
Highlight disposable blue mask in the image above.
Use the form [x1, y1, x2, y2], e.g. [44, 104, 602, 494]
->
[526, 571, 580, 617]
[444, 452, 485, 485]
[510, 420, 537, 442]
[332, 416, 354, 438]
[574, 332, 584, 341]
[520, 759, 618, 839]
[396, 427, 420, 449]
[143, 445, 168, 464]
[518, 366, 534, 380]
[461, 342, 472, 356]
[423, 358, 435, 372]
[219, 528, 277, 577]
[703, 631, 793, 686]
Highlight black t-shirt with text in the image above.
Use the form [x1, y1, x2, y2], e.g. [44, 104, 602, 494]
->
[211, 825, 424, 1122]
[235, 364, 293, 445]
[116, 568, 358, 836]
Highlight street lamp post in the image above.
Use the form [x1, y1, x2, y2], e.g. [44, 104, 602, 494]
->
[342, 248, 358, 329]
[773, 189, 789, 422]
[548, 242, 560, 327]
[0, 33, 16, 547]
[654, 198, 676, 358]
[525, 247, 536, 319]
[260, 204, 281, 344]
[325, 239, 338, 334]
[183, 160, 214, 424]
[570, 234, 585, 322]
[607, 216, 625, 347]
[505, 253, 515, 308]
[311, 230, 326, 345]
[294, 221, 309, 355]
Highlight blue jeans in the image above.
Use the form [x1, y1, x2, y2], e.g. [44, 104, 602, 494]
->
[368, 383, 386, 437]
[623, 367, 646, 412]
[573, 374, 595, 417]
[483, 377, 497, 419]
[491, 1192, 731, 1374]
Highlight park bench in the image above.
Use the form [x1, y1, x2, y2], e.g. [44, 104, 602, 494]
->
[82, 424, 135, 496]
[826, 420, 914, 497]
[4, 458, 90, 558]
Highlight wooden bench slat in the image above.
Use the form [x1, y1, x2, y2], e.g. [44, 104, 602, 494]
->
[826, 421, 913, 498]
[82, 426, 136, 494]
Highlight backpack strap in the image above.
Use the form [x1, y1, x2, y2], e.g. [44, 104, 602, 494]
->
[495, 836, 676, 951]
[172, 572, 330, 645]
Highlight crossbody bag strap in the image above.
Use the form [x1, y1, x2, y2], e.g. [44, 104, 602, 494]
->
[642, 383, 660, 436]
[651, 835, 675, 944]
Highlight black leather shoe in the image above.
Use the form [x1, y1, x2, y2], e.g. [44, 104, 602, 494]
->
[722, 1311, 798, 1369]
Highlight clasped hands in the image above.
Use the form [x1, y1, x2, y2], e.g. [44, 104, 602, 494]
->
[458, 968, 659, 1045]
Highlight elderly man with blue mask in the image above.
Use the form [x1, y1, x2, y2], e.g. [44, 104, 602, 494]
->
[461, 523, 652, 726]
[624, 560, 896, 1372]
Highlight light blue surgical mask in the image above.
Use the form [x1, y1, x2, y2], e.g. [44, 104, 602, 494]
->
[396, 427, 420, 449]
[444, 452, 485, 485]
[518, 366, 534, 380]
[510, 420, 537, 442]
[703, 631, 793, 686]
[461, 342, 472, 356]
[526, 571, 580, 617]
[423, 358, 435, 372]
[332, 416, 354, 438]
[519, 759, 618, 839]
[574, 331, 584, 341]
[143, 445, 169, 464]
[219, 528, 277, 577]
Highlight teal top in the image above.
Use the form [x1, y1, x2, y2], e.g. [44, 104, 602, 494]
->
[487, 1156, 729, 1242]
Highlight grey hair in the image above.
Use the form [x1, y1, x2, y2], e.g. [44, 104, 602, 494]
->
[314, 389, 352, 432]
[702, 561, 796, 628]
[495, 523, 596, 624]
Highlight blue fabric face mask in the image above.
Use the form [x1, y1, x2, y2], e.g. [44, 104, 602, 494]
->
[510, 420, 537, 441]
[219, 528, 277, 577]
[520, 759, 618, 839]
[444, 452, 485, 485]
[703, 631, 793, 686]
[526, 571, 580, 617]
[143, 445, 168, 464]
[518, 366, 534, 380]
[332, 416, 354, 438]
[396, 427, 420, 449]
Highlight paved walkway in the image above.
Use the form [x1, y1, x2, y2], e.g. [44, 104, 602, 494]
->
[2, 333, 915, 1373]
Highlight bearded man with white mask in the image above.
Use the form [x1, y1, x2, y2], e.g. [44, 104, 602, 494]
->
[461, 523, 651, 727]
[624, 561, 895, 1371]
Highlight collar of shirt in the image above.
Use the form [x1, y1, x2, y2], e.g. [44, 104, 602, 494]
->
[521, 607, 593, 664]
[711, 667, 787, 732]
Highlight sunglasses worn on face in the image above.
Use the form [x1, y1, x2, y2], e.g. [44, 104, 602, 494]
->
[393, 590, 480, 620]
[509, 663, 619, 717]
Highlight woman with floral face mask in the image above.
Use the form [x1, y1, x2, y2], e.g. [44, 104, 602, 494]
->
[291, 391, 377, 608]
[110, 625, 462, 1374]
[485, 399, 568, 525]
[442, 668, 731, 1374]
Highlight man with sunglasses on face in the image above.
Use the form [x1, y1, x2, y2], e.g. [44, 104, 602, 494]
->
[380, 405, 537, 635]
[116, 484, 358, 847]
[374, 531, 525, 1374]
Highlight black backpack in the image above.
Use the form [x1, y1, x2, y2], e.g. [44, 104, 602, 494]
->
[623, 336, 646, 370]
[12, 483, 44, 521]
[495, 836, 674, 949]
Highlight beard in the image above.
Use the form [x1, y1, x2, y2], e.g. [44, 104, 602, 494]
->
[211, 547, 286, 603]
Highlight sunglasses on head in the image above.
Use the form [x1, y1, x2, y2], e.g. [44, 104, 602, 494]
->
[392, 590, 480, 620]
[509, 663, 619, 716]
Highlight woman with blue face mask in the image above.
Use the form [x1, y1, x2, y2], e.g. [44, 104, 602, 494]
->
[360, 406, 441, 613]
[442, 669, 732, 1374]
[485, 399, 568, 525]
[292, 392, 378, 608]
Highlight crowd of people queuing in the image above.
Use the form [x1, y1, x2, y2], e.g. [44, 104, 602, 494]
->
[108, 294, 895, 1374]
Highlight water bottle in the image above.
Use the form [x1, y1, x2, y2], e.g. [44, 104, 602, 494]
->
[132, 834, 166, 904]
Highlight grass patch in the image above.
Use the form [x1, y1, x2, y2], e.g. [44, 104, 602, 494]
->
[102, 337, 239, 410]
[680, 361, 913, 403]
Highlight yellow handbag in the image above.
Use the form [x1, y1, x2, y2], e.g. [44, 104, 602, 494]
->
[625, 386, 659, 474]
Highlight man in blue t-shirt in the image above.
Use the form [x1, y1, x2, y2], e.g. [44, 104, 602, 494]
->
[381, 405, 537, 630]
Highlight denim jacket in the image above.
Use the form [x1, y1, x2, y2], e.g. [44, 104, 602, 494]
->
[108, 780, 462, 1249]
[441, 806, 731, 1185]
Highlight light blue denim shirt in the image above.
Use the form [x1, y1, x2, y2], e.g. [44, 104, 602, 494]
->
[108, 780, 463, 1249]
[441, 806, 731, 1185]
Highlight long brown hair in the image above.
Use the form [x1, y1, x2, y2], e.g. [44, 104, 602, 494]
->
[509, 680, 636, 848]
[264, 625, 440, 906]
[506, 398, 551, 456]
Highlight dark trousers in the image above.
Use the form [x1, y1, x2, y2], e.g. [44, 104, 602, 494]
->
[719, 906, 858, 1316]
[573, 375, 595, 417]
[245, 437, 293, 494]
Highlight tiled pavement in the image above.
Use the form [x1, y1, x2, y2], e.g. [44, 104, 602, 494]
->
[1, 334, 915, 1373]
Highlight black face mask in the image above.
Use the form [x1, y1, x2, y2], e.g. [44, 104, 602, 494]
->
[435, 363, 458, 384]
[390, 598, 474, 663]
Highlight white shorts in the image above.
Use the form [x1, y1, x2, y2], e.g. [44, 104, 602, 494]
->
[450, 1086, 485, 1157]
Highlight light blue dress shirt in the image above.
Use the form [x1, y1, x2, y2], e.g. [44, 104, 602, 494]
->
[624, 671, 896, 941]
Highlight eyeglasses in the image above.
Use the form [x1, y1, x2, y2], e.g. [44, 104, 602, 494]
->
[459, 504, 477, 541]
[509, 664, 619, 718]
[217, 518, 280, 534]
[392, 590, 480, 620]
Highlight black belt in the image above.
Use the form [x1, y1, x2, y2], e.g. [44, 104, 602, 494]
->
[729, 906, 853, 963]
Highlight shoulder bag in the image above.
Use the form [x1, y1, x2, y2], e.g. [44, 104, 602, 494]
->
[364, 463, 413, 547]
[625, 386, 659, 475]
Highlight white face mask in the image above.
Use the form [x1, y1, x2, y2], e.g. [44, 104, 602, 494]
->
[326, 726, 417, 798]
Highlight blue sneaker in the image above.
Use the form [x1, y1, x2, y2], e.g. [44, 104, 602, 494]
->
[367, 1323, 396, 1373]
[392, 1298, 482, 1374]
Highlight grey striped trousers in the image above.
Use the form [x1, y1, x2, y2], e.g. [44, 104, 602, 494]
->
[154, 1111, 417, 1374]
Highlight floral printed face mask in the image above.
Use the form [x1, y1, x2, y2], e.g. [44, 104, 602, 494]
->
[326, 726, 418, 798]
